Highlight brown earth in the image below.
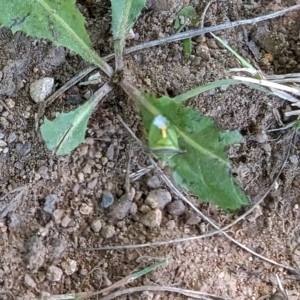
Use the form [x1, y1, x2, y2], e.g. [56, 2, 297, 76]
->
[1, 0, 300, 299]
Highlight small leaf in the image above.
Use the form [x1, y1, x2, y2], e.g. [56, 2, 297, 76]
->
[174, 6, 200, 30]
[141, 94, 249, 210]
[183, 38, 192, 58]
[0, 0, 113, 76]
[40, 82, 113, 155]
[40, 100, 94, 155]
[111, 0, 146, 57]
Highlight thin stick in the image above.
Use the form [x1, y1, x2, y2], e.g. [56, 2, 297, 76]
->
[100, 285, 232, 300]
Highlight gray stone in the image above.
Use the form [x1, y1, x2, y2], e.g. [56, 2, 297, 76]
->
[16, 141, 31, 155]
[140, 209, 162, 228]
[289, 154, 298, 165]
[61, 259, 77, 275]
[61, 215, 71, 228]
[8, 132, 17, 143]
[24, 274, 36, 289]
[0, 140, 7, 147]
[91, 219, 102, 233]
[147, 175, 161, 189]
[145, 189, 171, 209]
[43, 194, 59, 214]
[168, 200, 185, 216]
[101, 225, 115, 238]
[46, 265, 63, 282]
[53, 209, 64, 224]
[165, 220, 176, 230]
[101, 190, 115, 208]
[185, 212, 201, 225]
[30, 77, 54, 103]
[108, 195, 132, 220]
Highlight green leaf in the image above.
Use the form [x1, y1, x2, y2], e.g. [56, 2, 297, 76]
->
[0, 0, 113, 77]
[40, 99, 94, 155]
[141, 94, 249, 210]
[174, 6, 200, 30]
[40, 83, 113, 155]
[183, 38, 192, 58]
[111, 0, 146, 58]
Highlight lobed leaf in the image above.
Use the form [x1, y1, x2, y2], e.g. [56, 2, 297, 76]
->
[141, 94, 249, 210]
[0, 0, 113, 76]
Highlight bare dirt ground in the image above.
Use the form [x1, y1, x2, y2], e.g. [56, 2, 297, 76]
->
[1, 0, 300, 299]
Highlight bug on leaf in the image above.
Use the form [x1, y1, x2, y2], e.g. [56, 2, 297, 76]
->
[148, 115, 185, 158]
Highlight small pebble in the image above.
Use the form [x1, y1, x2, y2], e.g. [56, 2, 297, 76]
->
[61, 259, 77, 275]
[185, 212, 201, 225]
[165, 220, 176, 230]
[80, 203, 93, 215]
[106, 144, 114, 161]
[8, 213, 21, 229]
[168, 200, 185, 216]
[129, 202, 138, 215]
[147, 175, 161, 189]
[3, 147, 9, 154]
[261, 143, 272, 155]
[16, 141, 32, 155]
[61, 215, 71, 227]
[87, 178, 98, 189]
[141, 209, 162, 228]
[289, 154, 298, 165]
[101, 225, 116, 238]
[30, 77, 54, 103]
[0, 140, 7, 147]
[43, 194, 59, 214]
[53, 209, 64, 224]
[80, 269, 88, 276]
[24, 274, 36, 289]
[101, 190, 115, 208]
[256, 132, 268, 143]
[91, 219, 102, 233]
[0, 133, 4, 139]
[46, 265, 63, 282]
[39, 227, 49, 237]
[5, 98, 15, 109]
[109, 195, 132, 220]
[8, 132, 17, 143]
[145, 189, 172, 209]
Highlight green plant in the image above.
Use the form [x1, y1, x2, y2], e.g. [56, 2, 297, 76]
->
[174, 6, 200, 58]
[0, 0, 250, 210]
